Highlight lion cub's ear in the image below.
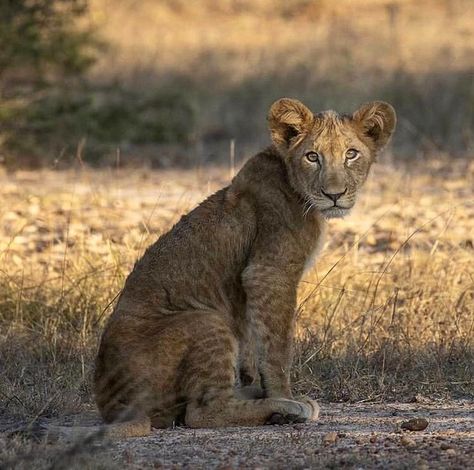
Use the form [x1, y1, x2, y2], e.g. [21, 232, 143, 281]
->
[268, 98, 315, 151]
[353, 101, 396, 151]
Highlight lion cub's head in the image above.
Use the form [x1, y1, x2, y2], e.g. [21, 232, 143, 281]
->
[268, 98, 396, 218]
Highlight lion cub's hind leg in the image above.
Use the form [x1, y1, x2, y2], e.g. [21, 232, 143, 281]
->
[180, 315, 318, 427]
[185, 396, 317, 427]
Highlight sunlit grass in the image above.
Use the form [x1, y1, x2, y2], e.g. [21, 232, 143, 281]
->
[0, 159, 472, 423]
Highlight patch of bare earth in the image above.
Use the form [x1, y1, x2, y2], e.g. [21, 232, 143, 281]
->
[107, 401, 474, 469]
[2, 401, 473, 469]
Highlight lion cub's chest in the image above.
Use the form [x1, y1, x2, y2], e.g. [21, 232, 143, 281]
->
[303, 224, 327, 275]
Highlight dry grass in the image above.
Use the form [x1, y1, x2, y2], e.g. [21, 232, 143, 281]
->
[0, 157, 473, 429]
[91, 0, 473, 80]
[1, 1, 473, 467]
[83, 0, 474, 158]
[0, 156, 473, 468]
[4, 0, 472, 166]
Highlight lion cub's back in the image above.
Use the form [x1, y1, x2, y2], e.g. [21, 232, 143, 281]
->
[119, 187, 257, 312]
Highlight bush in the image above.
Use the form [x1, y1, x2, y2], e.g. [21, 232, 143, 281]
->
[1, 85, 196, 167]
[0, 0, 99, 86]
[0, 1, 196, 168]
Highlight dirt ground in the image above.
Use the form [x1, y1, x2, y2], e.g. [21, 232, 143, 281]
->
[105, 401, 474, 469]
[2, 400, 473, 469]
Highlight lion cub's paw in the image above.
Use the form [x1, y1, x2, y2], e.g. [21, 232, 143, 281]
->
[265, 398, 318, 425]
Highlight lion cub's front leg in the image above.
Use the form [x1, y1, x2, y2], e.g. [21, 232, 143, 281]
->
[238, 329, 259, 387]
[242, 264, 300, 399]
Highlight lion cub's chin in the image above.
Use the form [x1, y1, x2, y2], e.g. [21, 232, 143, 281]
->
[320, 207, 352, 219]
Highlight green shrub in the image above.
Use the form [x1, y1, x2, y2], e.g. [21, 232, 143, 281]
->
[0, 0, 99, 85]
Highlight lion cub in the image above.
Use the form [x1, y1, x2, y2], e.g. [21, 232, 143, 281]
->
[94, 98, 396, 435]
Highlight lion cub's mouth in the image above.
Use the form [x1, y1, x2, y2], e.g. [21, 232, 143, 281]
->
[320, 206, 351, 219]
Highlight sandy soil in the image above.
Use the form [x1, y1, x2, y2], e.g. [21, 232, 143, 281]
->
[4, 400, 469, 469]
[107, 401, 474, 469]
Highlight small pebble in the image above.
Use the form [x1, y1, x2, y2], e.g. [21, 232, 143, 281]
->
[322, 431, 338, 445]
[401, 436, 416, 448]
[401, 418, 429, 431]
[440, 443, 453, 450]
[417, 462, 429, 470]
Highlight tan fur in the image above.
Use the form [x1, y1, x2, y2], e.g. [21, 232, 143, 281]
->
[92, 98, 396, 437]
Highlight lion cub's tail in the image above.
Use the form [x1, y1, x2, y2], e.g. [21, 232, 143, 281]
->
[13, 417, 151, 443]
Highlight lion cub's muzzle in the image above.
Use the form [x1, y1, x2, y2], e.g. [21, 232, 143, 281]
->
[321, 187, 347, 205]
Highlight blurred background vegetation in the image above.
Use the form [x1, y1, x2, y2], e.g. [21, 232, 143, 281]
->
[0, 0, 473, 169]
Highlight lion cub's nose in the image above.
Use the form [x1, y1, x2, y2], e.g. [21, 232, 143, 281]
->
[321, 188, 347, 203]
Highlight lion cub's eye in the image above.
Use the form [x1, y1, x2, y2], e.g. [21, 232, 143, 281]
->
[305, 151, 321, 164]
[345, 148, 360, 162]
